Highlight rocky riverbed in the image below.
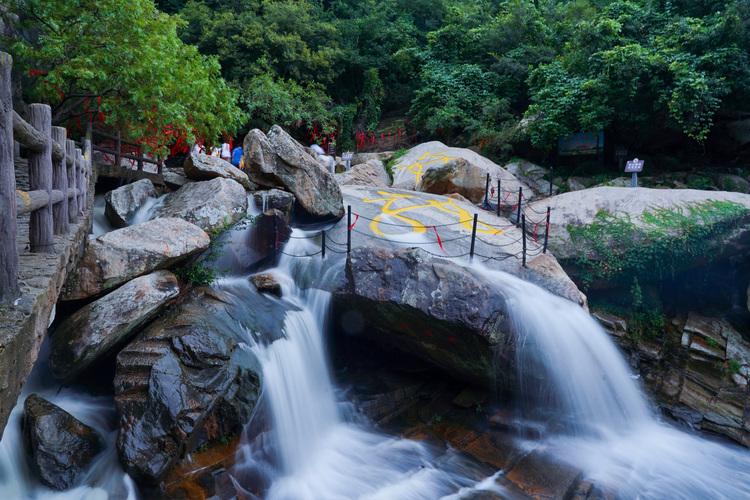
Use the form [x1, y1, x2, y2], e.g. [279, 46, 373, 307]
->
[4, 128, 750, 498]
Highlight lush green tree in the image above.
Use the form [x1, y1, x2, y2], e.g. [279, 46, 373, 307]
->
[7, 0, 244, 153]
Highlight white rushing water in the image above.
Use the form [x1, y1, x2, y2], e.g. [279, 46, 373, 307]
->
[229, 231, 506, 500]
[0, 344, 137, 500]
[486, 267, 750, 499]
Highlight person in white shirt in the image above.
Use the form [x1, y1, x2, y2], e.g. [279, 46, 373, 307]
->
[221, 142, 231, 161]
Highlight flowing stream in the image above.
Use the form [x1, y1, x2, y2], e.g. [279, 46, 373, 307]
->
[488, 268, 750, 499]
[225, 232, 506, 499]
[5, 207, 750, 498]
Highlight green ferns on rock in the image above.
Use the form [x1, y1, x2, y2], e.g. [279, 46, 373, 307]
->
[568, 200, 750, 289]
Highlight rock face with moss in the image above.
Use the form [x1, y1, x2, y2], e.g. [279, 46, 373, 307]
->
[530, 187, 750, 289]
[596, 311, 750, 446]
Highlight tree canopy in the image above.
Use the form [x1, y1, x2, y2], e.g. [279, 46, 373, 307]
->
[4, 0, 245, 153]
[4, 0, 749, 159]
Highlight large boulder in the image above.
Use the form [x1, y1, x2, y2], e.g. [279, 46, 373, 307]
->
[332, 246, 582, 385]
[23, 394, 103, 490]
[150, 178, 248, 233]
[114, 284, 291, 483]
[336, 159, 391, 188]
[529, 187, 750, 285]
[62, 218, 208, 301]
[416, 157, 486, 203]
[243, 126, 344, 219]
[333, 246, 512, 384]
[252, 188, 295, 219]
[391, 141, 530, 199]
[50, 271, 180, 381]
[183, 153, 255, 190]
[104, 179, 157, 228]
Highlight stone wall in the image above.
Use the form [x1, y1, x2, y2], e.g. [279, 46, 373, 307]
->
[0, 161, 95, 438]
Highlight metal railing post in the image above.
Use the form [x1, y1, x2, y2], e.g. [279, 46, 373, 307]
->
[347, 205, 352, 255]
[321, 230, 326, 259]
[516, 187, 522, 227]
[522, 214, 527, 267]
[496, 179, 501, 217]
[469, 213, 478, 262]
[543, 207, 551, 254]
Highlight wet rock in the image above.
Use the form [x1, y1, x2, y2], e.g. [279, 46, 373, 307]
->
[248, 209, 292, 262]
[50, 271, 180, 381]
[150, 178, 248, 233]
[252, 189, 295, 219]
[592, 310, 627, 338]
[333, 246, 513, 384]
[417, 158, 486, 203]
[336, 159, 391, 188]
[62, 218, 209, 301]
[104, 179, 157, 228]
[504, 450, 582, 499]
[23, 394, 103, 490]
[391, 141, 530, 198]
[114, 287, 288, 483]
[183, 153, 255, 190]
[524, 253, 587, 308]
[243, 126, 344, 219]
[162, 167, 190, 189]
[250, 273, 282, 297]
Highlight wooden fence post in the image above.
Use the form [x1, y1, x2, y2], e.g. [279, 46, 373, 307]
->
[0, 51, 19, 302]
[66, 139, 78, 223]
[75, 148, 83, 212]
[84, 137, 92, 208]
[28, 103, 54, 253]
[51, 126, 68, 234]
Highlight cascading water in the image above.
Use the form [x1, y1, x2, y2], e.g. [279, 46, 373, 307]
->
[0, 343, 137, 500]
[485, 267, 750, 499]
[225, 231, 507, 499]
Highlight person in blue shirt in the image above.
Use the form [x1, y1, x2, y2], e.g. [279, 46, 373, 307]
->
[231, 145, 243, 168]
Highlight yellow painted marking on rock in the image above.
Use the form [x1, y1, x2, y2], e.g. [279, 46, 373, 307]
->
[396, 152, 457, 184]
[362, 191, 502, 237]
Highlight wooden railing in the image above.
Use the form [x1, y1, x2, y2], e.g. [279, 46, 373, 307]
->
[90, 127, 163, 175]
[0, 52, 91, 303]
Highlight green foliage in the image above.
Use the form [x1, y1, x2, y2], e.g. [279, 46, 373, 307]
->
[360, 68, 384, 131]
[728, 359, 742, 375]
[385, 147, 408, 180]
[7, 0, 244, 153]
[568, 200, 750, 288]
[177, 262, 216, 286]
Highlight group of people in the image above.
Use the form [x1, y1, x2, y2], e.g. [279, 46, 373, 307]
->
[192, 141, 244, 168]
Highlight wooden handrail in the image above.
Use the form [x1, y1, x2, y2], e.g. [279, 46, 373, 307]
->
[1, 51, 93, 302]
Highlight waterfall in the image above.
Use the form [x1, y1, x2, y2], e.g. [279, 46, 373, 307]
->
[485, 268, 750, 499]
[228, 230, 506, 499]
[0, 343, 137, 500]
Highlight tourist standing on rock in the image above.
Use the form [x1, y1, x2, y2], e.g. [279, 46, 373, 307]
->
[231, 144, 243, 168]
[221, 142, 231, 161]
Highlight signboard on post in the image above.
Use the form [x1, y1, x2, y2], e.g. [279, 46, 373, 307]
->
[625, 158, 644, 187]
